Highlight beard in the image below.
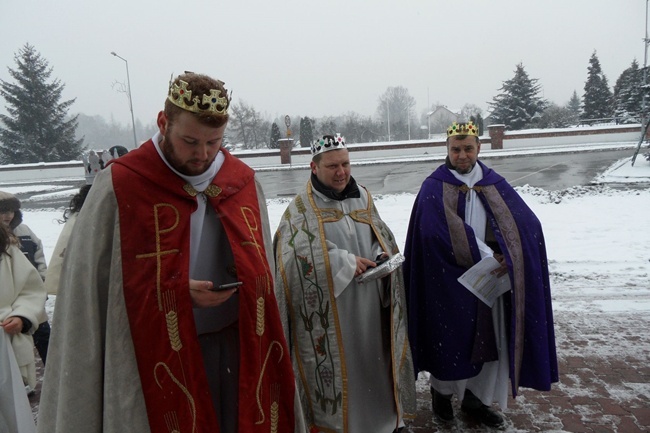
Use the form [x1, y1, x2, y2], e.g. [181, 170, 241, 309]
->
[161, 132, 213, 176]
[453, 160, 475, 175]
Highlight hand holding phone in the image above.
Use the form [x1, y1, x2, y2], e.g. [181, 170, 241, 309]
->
[374, 257, 389, 266]
[209, 281, 243, 292]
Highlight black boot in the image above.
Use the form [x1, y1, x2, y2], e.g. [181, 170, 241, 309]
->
[461, 389, 504, 428]
[430, 387, 454, 422]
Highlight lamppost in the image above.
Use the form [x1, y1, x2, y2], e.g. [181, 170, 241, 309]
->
[427, 87, 431, 139]
[632, 0, 650, 165]
[426, 111, 434, 139]
[111, 51, 138, 149]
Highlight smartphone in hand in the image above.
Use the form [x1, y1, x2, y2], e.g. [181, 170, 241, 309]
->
[209, 281, 243, 292]
[373, 257, 389, 266]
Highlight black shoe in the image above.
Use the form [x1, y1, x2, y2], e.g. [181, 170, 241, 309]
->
[431, 387, 454, 422]
[461, 404, 504, 428]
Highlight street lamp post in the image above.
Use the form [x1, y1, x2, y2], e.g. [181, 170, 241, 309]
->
[111, 51, 138, 149]
[426, 111, 434, 139]
[632, 0, 650, 165]
[427, 87, 431, 139]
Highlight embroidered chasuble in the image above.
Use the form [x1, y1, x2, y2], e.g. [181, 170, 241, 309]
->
[274, 181, 415, 432]
[111, 140, 295, 432]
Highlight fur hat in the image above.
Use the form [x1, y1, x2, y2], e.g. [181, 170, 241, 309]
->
[0, 190, 20, 212]
[0, 191, 23, 230]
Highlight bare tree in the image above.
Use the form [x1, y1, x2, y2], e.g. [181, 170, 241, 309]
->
[376, 86, 416, 141]
[339, 112, 381, 143]
[315, 116, 338, 137]
[229, 100, 270, 149]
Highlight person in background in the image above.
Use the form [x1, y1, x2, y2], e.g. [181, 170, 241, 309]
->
[38, 72, 301, 433]
[44, 145, 128, 296]
[274, 134, 415, 433]
[404, 121, 558, 427]
[0, 223, 46, 427]
[0, 191, 50, 368]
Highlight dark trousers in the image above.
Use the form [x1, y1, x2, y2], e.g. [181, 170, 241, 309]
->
[33, 321, 51, 365]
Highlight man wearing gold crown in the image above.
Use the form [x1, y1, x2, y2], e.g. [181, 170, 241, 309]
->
[274, 135, 416, 433]
[38, 73, 302, 433]
[403, 121, 558, 427]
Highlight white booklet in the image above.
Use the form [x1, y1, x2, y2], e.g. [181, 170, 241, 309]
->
[457, 256, 511, 307]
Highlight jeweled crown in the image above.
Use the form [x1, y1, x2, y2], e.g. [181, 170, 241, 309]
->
[168, 79, 230, 115]
[447, 121, 479, 138]
[311, 134, 346, 157]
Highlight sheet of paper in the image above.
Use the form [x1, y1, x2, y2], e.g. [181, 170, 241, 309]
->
[457, 256, 511, 307]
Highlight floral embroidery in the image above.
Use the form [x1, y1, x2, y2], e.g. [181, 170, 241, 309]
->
[298, 255, 313, 277]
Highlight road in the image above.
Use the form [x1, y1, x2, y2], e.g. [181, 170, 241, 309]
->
[11, 148, 634, 209]
[257, 148, 634, 198]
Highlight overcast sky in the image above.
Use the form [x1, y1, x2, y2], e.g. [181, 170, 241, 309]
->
[1, 0, 648, 129]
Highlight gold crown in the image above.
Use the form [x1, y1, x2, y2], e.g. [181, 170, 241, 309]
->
[447, 121, 479, 137]
[167, 79, 230, 115]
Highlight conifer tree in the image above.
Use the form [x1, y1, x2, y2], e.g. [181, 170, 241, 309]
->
[567, 90, 582, 121]
[488, 63, 547, 130]
[613, 60, 649, 123]
[299, 117, 314, 148]
[0, 43, 84, 164]
[581, 51, 613, 122]
[469, 114, 485, 135]
[269, 121, 281, 149]
[538, 103, 573, 128]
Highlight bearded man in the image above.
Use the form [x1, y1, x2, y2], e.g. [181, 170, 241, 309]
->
[38, 72, 301, 433]
[404, 121, 558, 428]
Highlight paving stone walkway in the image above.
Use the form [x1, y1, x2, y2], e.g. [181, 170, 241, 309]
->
[406, 308, 650, 432]
[29, 288, 650, 432]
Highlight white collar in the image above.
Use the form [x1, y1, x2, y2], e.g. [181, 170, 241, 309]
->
[452, 162, 483, 187]
[151, 132, 224, 188]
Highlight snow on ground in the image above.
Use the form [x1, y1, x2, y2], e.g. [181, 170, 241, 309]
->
[26, 176, 650, 413]
[595, 156, 650, 184]
[24, 175, 650, 326]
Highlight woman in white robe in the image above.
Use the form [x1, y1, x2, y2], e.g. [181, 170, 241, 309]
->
[0, 225, 46, 432]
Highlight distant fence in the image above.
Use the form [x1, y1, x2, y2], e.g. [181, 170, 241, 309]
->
[577, 117, 640, 126]
[487, 123, 645, 149]
[0, 161, 83, 183]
